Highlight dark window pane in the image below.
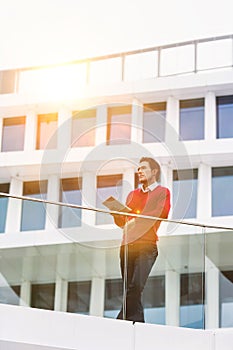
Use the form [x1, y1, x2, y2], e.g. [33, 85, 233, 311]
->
[21, 181, 47, 231]
[72, 109, 96, 147]
[59, 178, 82, 228]
[1, 117, 25, 151]
[96, 175, 123, 225]
[107, 106, 131, 145]
[31, 283, 55, 310]
[212, 167, 233, 216]
[217, 95, 233, 138]
[104, 278, 123, 318]
[0, 183, 9, 233]
[179, 99, 204, 140]
[143, 102, 166, 143]
[67, 281, 91, 314]
[36, 113, 58, 149]
[220, 270, 233, 328]
[173, 169, 198, 219]
[143, 276, 165, 325]
[180, 273, 204, 329]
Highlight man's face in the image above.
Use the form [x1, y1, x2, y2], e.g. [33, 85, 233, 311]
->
[137, 161, 157, 185]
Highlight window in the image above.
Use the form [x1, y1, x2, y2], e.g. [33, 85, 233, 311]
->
[58, 178, 82, 228]
[0, 285, 20, 306]
[104, 276, 165, 324]
[21, 181, 47, 231]
[217, 96, 233, 138]
[96, 174, 123, 225]
[212, 167, 233, 216]
[180, 273, 205, 329]
[220, 270, 233, 328]
[0, 70, 17, 94]
[173, 169, 198, 219]
[107, 106, 131, 145]
[31, 283, 55, 310]
[36, 113, 58, 149]
[67, 281, 91, 314]
[179, 99, 204, 140]
[143, 102, 166, 143]
[104, 278, 123, 318]
[143, 276, 165, 325]
[71, 109, 96, 147]
[0, 183, 9, 233]
[1, 117, 25, 152]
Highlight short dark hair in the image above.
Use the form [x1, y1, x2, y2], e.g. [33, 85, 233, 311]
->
[139, 157, 161, 181]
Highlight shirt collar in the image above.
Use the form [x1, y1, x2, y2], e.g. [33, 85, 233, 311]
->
[140, 181, 159, 193]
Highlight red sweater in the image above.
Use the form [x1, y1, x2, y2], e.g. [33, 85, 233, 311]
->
[115, 185, 171, 244]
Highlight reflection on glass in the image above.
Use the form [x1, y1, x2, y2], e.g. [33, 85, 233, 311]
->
[179, 99, 204, 140]
[21, 181, 47, 231]
[1, 117, 25, 152]
[96, 175, 123, 225]
[36, 113, 58, 149]
[67, 281, 91, 314]
[107, 106, 131, 145]
[72, 109, 96, 147]
[124, 51, 158, 81]
[143, 102, 166, 143]
[220, 270, 233, 328]
[217, 95, 233, 139]
[31, 283, 55, 310]
[0, 183, 9, 233]
[180, 273, 204, 329]
[59, 178, 82, 228]
[0, 285, 20, 305]
[173, 169, 198, 219]
[212, 167, 233, 216]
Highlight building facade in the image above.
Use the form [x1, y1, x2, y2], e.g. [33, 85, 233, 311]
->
[0, 34, 233, 329]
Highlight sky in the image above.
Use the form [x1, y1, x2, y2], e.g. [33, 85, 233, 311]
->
[0, 0, 233, 69]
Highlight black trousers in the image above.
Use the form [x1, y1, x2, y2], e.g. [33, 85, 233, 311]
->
[117, 242, 158, 323]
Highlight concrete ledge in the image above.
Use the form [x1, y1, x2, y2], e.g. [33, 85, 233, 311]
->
[0, 304, 233, 350]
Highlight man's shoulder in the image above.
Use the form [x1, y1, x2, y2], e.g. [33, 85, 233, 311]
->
[152, 185, 170, 195]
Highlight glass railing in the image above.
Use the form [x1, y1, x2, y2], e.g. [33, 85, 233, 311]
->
[0, 193, 233, 329]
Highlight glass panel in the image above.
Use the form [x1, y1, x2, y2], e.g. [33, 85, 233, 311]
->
[71, 109, 96, 147]
[67, 281, 91, 314]
[124, 51, 158, 81]
[172, 169, 198, 219]
[0, 284, 20, 305]
[19, 64, 87, 100]
[180, 273, 205, 328]
[0, 183, 9, 233]
[197, 39, 232, 71]
[217, 95, 233, 139]
[212, 167, 233, 216]
[59, 178, 82, 228]
[0, 70, 17, 94]
[1, 117, 25, 152]
[160, 44, 195, 76]
[220, 270, 233, 327]
[96, 174, 123, 225]
[90, 57, 122, 85]
[179, 99, 204, 140]
[31, 283, 55, 310]
[143, 102, 166, 143]
[21, 181, 47, 231]
[36, 113, 58, 149]
[107, 106, 131, 145]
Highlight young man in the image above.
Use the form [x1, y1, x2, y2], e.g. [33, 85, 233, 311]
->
[113, 157, 171, 323]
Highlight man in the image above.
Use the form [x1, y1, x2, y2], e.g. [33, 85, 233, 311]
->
[113, 157, 171, 323]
